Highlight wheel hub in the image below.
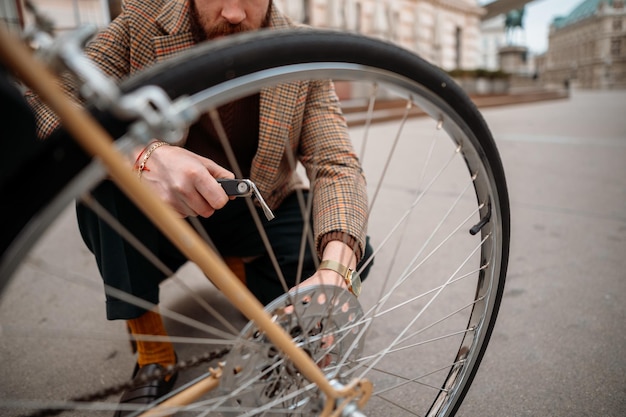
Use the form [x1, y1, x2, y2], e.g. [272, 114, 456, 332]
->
[220, 285, 364, 415]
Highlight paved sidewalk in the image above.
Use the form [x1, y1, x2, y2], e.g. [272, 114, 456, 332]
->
[342, 88, 626, 416]
[343, 89, 569, 126]
[457, 89, 626, 417]
[0, 88, 623, 417]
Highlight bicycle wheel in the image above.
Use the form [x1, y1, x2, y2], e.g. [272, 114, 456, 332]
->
[0, 29, 509, 417]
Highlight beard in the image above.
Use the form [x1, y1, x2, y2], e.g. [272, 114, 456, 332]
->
[190, 0, 272, 42]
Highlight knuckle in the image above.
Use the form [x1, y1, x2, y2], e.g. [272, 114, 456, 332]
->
[213, 193, 229, 209]
[201, 207, 215, 218]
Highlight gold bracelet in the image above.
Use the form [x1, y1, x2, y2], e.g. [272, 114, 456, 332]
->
[136, 141, 169, 179]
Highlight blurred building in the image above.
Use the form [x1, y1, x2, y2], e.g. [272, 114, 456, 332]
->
[0, 1, 119, 34]
[539, 0, 626, 89]
[2, 0, 498, 73]
[277, 0, 486, 71]
[478, 13, 506, 71]
[0, 0, 24, 34]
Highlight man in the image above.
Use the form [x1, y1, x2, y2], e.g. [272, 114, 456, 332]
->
[27, 0, 371, 414]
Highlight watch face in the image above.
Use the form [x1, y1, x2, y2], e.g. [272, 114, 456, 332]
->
[349, 270, 362, 297]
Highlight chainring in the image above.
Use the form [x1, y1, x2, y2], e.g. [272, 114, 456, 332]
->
[219, 285, 365, 416]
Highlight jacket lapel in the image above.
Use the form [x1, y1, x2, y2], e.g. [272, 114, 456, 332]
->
[253, 83, 303, 198]
[253, 4, 301, 198]
[153, 0, 195, 62]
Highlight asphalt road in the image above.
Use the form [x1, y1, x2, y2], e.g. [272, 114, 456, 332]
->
[457, 89, 626, 417]
[1, 89, 625, 416]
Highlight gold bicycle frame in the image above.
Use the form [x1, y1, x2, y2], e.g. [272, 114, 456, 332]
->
[0, 28, 371, 417]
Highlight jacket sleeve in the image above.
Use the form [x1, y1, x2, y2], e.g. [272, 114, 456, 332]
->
[298, 79, 368, 261]
[25, 10, 131, 139]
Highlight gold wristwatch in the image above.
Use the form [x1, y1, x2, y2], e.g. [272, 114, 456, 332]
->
[318, 259, 362, 297]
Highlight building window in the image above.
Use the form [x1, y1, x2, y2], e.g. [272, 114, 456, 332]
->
[611, 38, 622, 57]
[613, 18, 623, 31]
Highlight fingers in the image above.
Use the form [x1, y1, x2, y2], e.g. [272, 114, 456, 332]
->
[166, 175, 226, 218]
[174, 157, 235, 218]
[185, 181, 223, 218]
[171, 200, 202, 219]
[139, 145, 236, 218]
[190, 159, 235, 217]
[204, 158, 236, 181]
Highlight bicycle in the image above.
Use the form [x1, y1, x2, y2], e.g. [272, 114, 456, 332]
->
[0, 9, 510, 417]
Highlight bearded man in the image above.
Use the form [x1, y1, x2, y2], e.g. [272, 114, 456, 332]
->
[27, 1, 371, 415]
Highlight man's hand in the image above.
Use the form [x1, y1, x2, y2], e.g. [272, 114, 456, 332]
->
[139, 144, 235, 218]
[290, 241, 358, 368]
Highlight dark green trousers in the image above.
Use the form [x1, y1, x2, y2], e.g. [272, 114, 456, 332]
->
[77, 181, 372, 320]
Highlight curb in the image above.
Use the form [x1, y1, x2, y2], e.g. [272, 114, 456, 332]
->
[343, 90, 570, 127]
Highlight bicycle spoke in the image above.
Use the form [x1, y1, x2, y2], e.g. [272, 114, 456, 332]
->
[22, 256, 238, 342]
[357, 82, 378, 162]
[1, 29, 508, 417]
[374, 361, 466, 396]
[80, 193, 241, 337]
[371, 264, 488, 319]
[354, 233, 489, 381]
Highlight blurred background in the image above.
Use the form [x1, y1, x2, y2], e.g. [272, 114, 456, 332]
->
[1, 0, 625, 93]
[1, 1, 624, 416]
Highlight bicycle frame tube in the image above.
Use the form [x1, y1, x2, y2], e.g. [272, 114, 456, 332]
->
[0, 28, 371, 416]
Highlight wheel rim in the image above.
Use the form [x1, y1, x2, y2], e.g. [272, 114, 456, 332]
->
[0, 49, 508, 417]
[177, 63, 508, 416]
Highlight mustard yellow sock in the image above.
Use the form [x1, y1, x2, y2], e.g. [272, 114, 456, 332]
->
[224, 257, 246, 285]
[127, 309, 176, 374]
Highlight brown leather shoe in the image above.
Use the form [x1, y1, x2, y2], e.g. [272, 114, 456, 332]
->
[113, 362, 178, 417]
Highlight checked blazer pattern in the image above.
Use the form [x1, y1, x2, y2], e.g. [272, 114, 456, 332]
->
[27, 0, 368, 259]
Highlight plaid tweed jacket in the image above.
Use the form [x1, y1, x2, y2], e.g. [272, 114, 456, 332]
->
[27, 0, 368, 259]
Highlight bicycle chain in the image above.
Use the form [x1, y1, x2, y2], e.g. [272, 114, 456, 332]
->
[24, 347, 231, 417]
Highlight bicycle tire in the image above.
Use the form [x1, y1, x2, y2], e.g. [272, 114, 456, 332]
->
[0, 29, 509, 417]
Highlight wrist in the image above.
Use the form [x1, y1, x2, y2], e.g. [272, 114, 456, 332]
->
[133, 140, 169, 178]
[321, 240, 357, 270]
[317, 259, 362, 296]
[319, 232, 360, 263]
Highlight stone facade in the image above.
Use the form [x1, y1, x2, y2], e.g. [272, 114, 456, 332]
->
[275, 0, 485, 71]
[3, 0, 486, 72]
[539, 0, 626, 89]
[479, 14, 507, 71]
